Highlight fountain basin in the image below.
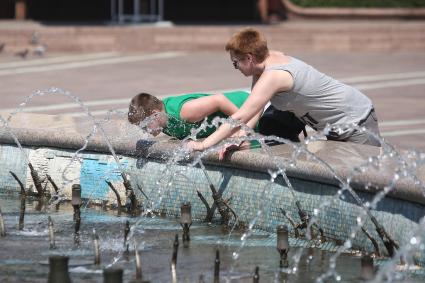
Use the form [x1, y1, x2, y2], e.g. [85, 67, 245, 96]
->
[0, 112, 424, 264]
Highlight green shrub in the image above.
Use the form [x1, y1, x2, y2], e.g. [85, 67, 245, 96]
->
[290, 0, 425, 8]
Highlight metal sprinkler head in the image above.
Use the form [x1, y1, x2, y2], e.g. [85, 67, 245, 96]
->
[214, 249, 220, 283]
[180, 202, 192, 226]
[277, 225, 290, 268]
[0, 206, 6, 237]
[103, 267, 123, 283]
[124, 220, 130, 257]
[253, 266, 260, 283]
[93, 229, 101, 265]
[277, 225, 289, 252]
[71, 184, 82, 206]
[180, 202, 192, 242]
[48, 216, 56, 249]
[361, 254, 375, 280]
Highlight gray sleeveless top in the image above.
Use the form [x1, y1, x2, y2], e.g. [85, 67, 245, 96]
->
[266, 57, 372, 135]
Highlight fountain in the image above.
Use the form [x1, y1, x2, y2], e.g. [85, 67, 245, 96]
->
[0, 87, 424, 282]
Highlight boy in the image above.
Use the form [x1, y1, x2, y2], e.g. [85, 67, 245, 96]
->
[128, 90, 305, 141]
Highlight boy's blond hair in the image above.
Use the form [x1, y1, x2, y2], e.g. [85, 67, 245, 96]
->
[225, 28, 269, 62]
[128, 93, 163, 125]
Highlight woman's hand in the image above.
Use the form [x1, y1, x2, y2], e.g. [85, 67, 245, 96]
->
[218, 141, 250, 160]
[185, 140, 205, 152]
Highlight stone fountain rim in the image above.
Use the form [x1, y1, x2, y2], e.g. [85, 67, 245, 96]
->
[0, 122, 424, 207]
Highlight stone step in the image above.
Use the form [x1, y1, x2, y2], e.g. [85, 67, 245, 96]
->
[1, 20, 424, 53]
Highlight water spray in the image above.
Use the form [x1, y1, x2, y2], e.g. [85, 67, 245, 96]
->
[196, 164, 235, 225]
[106, 180, 122, 212]
[46, 174, 60, 194]
[71, 184, 82, 246]
[48, 256, 71, 283]
[361, 227, 381, 257]
[137, 184, 149, 201]
[48, 216, 56, 249]
[369, 214, 399, 258]
[121, 173, 139, 214]
[214, 249, 220, 283]
[180, 202, 192, 242]
[28, 162, 45, 197]
[196, 190, 212, 222]
[280, 208, 300, 238]
[277, 225, 289, 268]
[9, 171, 26, 196]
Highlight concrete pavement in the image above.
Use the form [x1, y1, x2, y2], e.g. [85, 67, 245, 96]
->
[0, 50, 424, 151]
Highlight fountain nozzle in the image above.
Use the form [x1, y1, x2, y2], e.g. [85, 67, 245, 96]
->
[361, 254, 375, 280]
[48, 216, 55, 249]
[214, 249, 220, 283]
[71, 184, 82, 206]
[277, 225, 289, 268]
[103, 267, 123, 283]
[180, 202, 192, 242]
[253, 266, 260, 283]
[0, 206, 6, 237]
[28, 162, 45, 197]
[93, 229, 100, 265]
[171, 234, 179, 283]
[48, 256, 71, 283]
[124, 220, 130, 256]
[71, 184, 82, 245]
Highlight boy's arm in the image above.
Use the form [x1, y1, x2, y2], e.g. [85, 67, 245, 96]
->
[180, 94, 239, 123]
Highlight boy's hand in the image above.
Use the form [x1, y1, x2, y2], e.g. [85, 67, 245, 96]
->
[185, 140, 205, 152]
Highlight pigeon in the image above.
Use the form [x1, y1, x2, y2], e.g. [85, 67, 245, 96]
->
[30, 31, 39, 45]
[33, 45, 46, 56]
[15, 49, 29, 59]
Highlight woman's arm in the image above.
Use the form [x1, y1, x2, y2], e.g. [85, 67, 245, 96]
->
[188, 71, 293, 150]
[180, 93, 239, 123]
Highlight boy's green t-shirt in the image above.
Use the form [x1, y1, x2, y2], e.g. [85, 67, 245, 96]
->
[162, 91, 250, 140]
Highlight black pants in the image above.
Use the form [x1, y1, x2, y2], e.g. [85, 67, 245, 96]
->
[258, 105, 305, 143]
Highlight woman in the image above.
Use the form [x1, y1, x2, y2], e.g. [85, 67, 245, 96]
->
[187, 28, 381, 153]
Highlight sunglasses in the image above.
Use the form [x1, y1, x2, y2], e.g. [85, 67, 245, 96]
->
[231, 56, 245, 69]
[232, 59, 239, 69]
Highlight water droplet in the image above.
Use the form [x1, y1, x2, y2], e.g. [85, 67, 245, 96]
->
[344, 240, 352, 249]
[356, 217, 362, 225]
[336, 275, 341, 281]
[232, 252, 239, 260]
[410, 237, 418, 245]
[292, 267, 297, 273]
